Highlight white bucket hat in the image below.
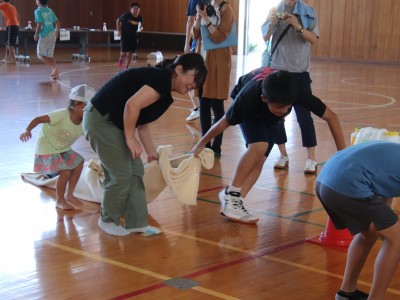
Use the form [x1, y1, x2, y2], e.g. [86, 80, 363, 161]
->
[69, 84, 96, 103]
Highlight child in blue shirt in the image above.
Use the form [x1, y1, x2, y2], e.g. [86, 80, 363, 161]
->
[34, 0, 60, 80]
[316, 141, 400, 300]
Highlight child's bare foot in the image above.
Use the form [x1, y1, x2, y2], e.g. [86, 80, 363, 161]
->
[50, 73, 59, 80]
[56, 199, 76, 210]
[50, 68, 59, 80]
[66, 195, 83, 207]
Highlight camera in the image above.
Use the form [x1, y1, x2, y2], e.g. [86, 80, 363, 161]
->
[198, 0, 217, 17]
[276, 11, 288, 20]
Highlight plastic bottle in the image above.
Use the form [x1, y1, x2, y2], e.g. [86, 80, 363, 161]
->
[103, 22, 107, 31]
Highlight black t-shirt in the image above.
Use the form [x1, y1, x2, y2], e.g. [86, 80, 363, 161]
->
[118, 12, 142, 36]
[226, 67, 326, 126]
[91, 67, 173, 130]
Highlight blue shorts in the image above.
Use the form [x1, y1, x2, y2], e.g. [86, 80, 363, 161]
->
[316, 182, 398, 235]
[239, 118, 280, 157]
[187, 0, 200, 16]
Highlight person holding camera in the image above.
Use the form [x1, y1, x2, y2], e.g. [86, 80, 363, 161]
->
[261, 0, 320, 174]
[192, 0, 235, 157]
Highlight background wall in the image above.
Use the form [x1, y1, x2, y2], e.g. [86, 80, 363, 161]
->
[1, 0, 399, 64]
[308, 0, 400, 64]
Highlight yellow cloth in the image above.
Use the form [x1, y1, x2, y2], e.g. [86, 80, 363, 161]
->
[143, 145, 214, 205]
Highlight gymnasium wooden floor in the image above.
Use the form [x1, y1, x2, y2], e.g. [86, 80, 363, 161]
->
[1, 47, 400, 299]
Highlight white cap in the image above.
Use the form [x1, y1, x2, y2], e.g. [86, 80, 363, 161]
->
[69, 84, 96, 103]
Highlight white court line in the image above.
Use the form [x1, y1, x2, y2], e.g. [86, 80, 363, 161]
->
[341, 77, 400, 89]
[313, 88, 397, 109]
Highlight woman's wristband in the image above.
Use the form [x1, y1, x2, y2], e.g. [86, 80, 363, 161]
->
[206, 21, 212, 27]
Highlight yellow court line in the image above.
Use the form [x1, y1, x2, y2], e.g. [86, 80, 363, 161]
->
[162, 229, 259, 256]
[43, 240, 240, 300]
[44, 229, 400, 298]
[43, 240, 169, 280]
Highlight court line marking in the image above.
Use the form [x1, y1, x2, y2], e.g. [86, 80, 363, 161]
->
[44, 223, 400, 299]
[113, 239, 305, 300]
[42, 240, 239, 300]
[312, 89, 397, 109]
[340, 77, 400, 89]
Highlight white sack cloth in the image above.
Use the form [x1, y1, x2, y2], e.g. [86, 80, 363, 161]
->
[21, 159, 104, 203]
[143, 145, 214, 205]
[351, 127, 400, 145]
[21, 146, 214, 205]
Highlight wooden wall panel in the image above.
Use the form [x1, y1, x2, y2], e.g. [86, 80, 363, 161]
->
[307, 0, 400, 64]
[1, 0, 398, 64]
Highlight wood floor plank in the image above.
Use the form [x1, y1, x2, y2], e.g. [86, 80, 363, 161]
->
[1, 47, 399, 299]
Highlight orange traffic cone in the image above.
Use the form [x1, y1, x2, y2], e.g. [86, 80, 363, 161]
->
[306, 218, 353, 251]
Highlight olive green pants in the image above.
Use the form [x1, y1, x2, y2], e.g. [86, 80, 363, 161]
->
[83, 103, 148, 229]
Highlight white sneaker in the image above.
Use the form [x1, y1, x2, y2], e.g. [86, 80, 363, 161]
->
[274, 155, 289, 169]
[98, 219, 130, 236]
[218, 188, 259, 223]
[186, 109, 200, 121]
[304, 159, 318, 174]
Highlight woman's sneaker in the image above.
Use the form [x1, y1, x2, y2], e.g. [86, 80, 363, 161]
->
[304, 159, 318, 174]
[186, 109, 200, 121]
[274, 155, 289, 169]
[218, 188, 259, 223]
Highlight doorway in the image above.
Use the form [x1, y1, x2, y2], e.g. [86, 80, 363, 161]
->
[237, 0, 280, 77]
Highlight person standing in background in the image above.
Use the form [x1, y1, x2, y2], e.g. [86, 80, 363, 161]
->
[262, 0, 320, 174]
[34, 0, 60, 80]
[192, 0, 234, 157]
[184, 0, 200, 54]
[116, 2, 143, 70]
[184, 0, 201, 122]
[0, 0, 19, 64]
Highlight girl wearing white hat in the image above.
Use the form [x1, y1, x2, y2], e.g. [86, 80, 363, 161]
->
[20, 84, 96, 210]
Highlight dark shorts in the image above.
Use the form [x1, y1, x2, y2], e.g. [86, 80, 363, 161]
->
[239, 118, 280, 157]
[121, 35, 138, 52]
[187, 0, 200, 16]
[316, 182, 398, 235]
[5, 26, 19, 46]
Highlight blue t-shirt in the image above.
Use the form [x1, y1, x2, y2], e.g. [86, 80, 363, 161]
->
[317, 141, 400, 198]
[34, 6, 58, 38]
